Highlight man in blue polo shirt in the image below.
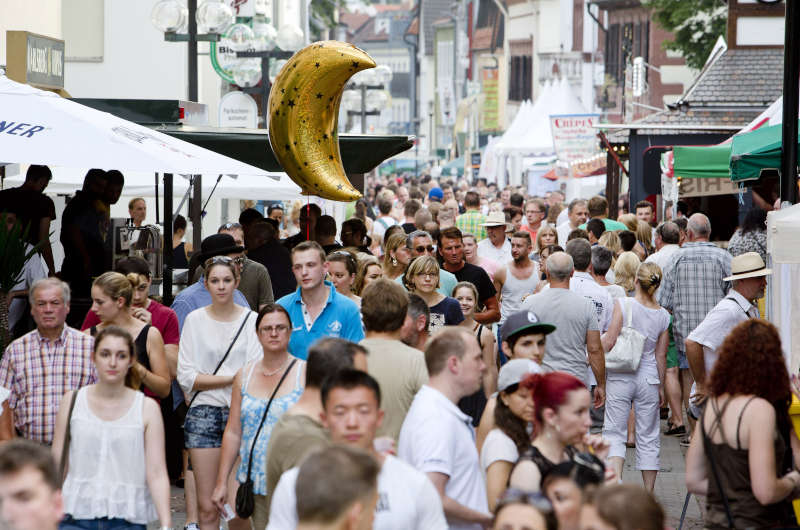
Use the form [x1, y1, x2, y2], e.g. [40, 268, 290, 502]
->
[277, 241, 363, 359]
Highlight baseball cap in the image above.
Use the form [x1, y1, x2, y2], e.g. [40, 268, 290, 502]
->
[428, 187, 444, 202]
[497, 359, 543, 393]
[501, 310, 556, 343]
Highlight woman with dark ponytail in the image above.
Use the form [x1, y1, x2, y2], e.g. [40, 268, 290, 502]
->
[480, 359, 538, 511]
[600, 261, 670, 492]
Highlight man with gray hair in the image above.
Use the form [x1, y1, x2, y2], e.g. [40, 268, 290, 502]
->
[557, 199, 590, 245]
[521, 252, 605, 407]
[658, 213, 731, 431]
[646, 221, 681, 271]
[0, 278, 96, 443]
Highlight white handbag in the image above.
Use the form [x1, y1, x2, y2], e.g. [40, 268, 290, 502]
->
[605, 297, 646, 373]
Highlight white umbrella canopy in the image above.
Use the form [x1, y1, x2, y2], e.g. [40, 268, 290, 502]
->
[0, 75, 271, 177]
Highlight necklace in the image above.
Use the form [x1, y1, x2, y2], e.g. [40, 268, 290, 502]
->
[261, 356, 290, 377]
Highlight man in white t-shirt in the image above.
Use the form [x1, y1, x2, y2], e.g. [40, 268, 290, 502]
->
[556, 199, 589, 247]
[398, 328, 492, 530]
[268, 370, 447, 530]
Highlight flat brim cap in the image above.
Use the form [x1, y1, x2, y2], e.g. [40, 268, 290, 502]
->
[501, 309, 556, 342]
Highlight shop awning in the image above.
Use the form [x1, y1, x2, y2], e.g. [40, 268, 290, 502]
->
[730, 121, 800, 183]
[673, 143, 732, 179]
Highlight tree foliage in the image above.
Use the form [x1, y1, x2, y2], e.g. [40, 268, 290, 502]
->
[643, 0, 727, 70]
[0, 215, 41, 352]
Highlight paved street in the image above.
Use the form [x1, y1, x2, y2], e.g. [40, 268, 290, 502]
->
[155, 418, 704, 529]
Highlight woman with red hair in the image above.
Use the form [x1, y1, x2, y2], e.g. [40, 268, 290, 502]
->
[686, 319, 800, 528]
[508, 372, 610, 492]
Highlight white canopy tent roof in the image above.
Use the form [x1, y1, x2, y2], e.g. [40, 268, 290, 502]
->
[0, 75, 274, 177]
[1, 166, 302, 200]
[766, 203, 800, 373]
[493, 78, 588, 186]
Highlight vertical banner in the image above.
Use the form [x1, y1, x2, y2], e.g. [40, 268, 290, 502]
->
[480, 68, 499, 131]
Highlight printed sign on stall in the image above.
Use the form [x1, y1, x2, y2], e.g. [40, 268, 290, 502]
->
[549, 114, 601, 163]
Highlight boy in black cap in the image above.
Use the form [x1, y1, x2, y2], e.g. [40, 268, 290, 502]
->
[500, 309, 556, 365]
[476, 310, 556, 449]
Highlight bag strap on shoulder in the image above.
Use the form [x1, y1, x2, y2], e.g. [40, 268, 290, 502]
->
[59, 389, 79, 485]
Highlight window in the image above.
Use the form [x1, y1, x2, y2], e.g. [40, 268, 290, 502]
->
[605, 23, 620, 82]
[508, 55, 532, 101]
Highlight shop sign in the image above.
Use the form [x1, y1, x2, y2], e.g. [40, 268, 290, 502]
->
[218, 91, 258, 128]
[6, 31, 65, 90]
[549, 113, 600, 162]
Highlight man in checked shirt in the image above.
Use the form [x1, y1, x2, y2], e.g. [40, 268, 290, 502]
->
[0, 278, 96, 444]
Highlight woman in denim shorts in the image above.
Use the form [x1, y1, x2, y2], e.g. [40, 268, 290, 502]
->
[177, 257, 262, 530]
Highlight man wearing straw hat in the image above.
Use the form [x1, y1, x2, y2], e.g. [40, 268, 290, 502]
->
[477, 211, 513, 264]
[685, 251, 770, 415]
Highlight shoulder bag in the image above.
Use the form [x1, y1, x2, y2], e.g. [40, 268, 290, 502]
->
[235, 358, 298, 518]
[605, 298, 646, 373]
[176, 312, 251, 426]
[58, 389, 80, 485]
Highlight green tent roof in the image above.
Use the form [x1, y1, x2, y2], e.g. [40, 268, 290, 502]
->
[673, 143, 732, 179]
[730, 121, 800, 183]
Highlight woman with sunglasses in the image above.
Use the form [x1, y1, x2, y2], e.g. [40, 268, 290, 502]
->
[541, 457, 605, 530]
[178, 256, 262, 530]
[508, 372, 610, 493]
[86, 272, 170, 399]
[326, 251, 361, 305]
[491, 489, 555, 530]
[211, 304, 305, 530]
[53, 327, 172, 530]
[403, 256, 463, 333]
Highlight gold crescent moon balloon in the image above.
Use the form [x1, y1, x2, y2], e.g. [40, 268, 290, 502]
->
[268, 41, 375, 202]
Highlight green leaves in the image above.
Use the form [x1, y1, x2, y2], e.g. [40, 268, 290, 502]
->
[643, 0, 727, 70]
[0, 214, 41, 293]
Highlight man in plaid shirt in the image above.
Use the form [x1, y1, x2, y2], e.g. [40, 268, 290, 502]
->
[658, 213, 731, 429]
[456, 191, 487, 241]
[0, 278, 96, 444]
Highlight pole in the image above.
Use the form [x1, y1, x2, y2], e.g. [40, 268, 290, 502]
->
[163, 173, 174, 306]
[155, 172, 160, 225]
[192, 174, 203, 253]
[780, 0, 799, 207]
[187, 0, 199, 101]
[361, 84, 367, 134]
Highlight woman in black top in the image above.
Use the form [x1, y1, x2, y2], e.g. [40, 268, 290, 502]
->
[509, 372, 609, 492]
[86, 272, 170, 399]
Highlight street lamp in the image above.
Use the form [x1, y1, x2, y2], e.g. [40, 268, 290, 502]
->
[342, 66, 393, 134]
[151, 0, 235, 101]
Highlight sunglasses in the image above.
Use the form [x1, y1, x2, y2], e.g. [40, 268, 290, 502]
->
[412, 245, 435, 254]
[206, 255, 245, 266]
[330, 250, 357, 266]
[219, 222, 242, 230]
[495, 489, 553, 514]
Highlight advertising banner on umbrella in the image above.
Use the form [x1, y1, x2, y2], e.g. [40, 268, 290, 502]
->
[550, 113, 601, 175]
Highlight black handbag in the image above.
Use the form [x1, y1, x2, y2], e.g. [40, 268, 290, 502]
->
[176, 312, 250, 426]
[235, 358, 297, 518]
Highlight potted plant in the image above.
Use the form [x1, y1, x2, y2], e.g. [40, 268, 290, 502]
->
[0, 214, 42, 355]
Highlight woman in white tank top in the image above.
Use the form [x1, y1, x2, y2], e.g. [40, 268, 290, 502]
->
[52, 326, 171, 529]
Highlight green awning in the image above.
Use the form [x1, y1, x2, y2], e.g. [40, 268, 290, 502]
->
[441, 156, 465, 176]
[673, 143, 732, 179]
[730, 121, 800, 183]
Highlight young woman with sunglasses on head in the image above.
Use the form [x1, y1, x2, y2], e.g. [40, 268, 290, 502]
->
[326, 251, 361, 306]
[177, 257, 263, 530]
[53, 327, 171, 530]
[86, 272, 170, 399]
[352, 257, 383, 297]
[491, 489, 556, 530]
[211, 304, 305, 530]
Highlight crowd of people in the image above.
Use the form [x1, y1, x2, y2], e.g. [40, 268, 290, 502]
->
[0, 165, 794, 530]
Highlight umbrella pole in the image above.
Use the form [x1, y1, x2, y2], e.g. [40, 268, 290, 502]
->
[163, 173, 174, 307]
[155, 172, 160, 225]
[191, 175, 202, 255]
[781, 0, 799, 207]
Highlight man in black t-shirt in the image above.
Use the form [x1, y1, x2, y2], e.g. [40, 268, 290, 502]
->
[437, 226, 500, 324]
[0, 165, 56, 275]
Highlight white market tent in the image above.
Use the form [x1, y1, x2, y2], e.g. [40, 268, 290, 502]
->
[766, 203, 800, 373]
[492, 78, 588, 187]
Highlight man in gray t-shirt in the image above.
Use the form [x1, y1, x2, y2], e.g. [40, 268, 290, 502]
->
[521, 252, 605, 408]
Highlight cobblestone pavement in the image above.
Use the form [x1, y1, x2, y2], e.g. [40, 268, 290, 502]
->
[154, 419, 705, 529]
